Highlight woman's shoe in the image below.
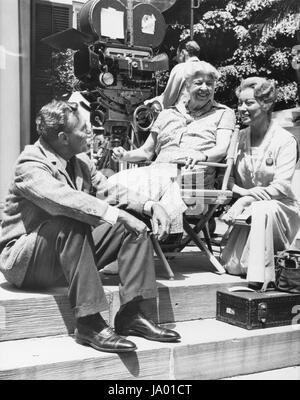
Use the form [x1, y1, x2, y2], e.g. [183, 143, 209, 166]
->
[248, 281, 275, 292]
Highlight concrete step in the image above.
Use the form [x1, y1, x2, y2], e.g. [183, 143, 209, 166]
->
[0, 252, 247, 342]
[224, 366, 300, 380]
[1, 319, 300, 380]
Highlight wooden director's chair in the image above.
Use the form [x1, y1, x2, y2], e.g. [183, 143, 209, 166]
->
[149, 123, 241, 279]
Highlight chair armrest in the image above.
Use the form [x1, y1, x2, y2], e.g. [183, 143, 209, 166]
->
[170, 159, 227, 168]
[126, 160, 153, 165]
[181, 189, 233, 205]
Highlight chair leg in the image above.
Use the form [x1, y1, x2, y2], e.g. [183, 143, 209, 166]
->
[177, 205, 219, 251]
[183, 220, 226, 275]
[150, 233, 175, 280]
[202, 223, 213, 252]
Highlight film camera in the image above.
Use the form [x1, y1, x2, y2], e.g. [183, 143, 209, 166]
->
[43, 0, 176, 170]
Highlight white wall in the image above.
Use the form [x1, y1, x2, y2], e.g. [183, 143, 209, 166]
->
[0, 0, 21, 218]
[0, 0, 88, 219]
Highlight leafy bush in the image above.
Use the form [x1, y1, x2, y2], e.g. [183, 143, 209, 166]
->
[164, 0, 300, 110]
[48, 49, 77, 98]
[50, 0, 299, 111]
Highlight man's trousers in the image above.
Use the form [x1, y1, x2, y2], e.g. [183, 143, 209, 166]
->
[21, 217, 158, 318]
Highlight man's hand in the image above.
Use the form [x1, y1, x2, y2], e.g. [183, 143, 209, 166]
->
[117, 209, 148, 238]
[151, 203, 171, 241]
[112, 147, 129, 162]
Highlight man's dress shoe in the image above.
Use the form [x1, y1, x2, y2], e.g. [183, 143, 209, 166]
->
[75, 323, 137, 353]
[114, 311, 181, 342]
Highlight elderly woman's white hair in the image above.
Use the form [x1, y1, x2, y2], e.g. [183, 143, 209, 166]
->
[184, 61, 221, 86]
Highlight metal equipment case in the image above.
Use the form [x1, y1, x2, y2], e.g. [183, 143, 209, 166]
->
[216, 288, 300, 330]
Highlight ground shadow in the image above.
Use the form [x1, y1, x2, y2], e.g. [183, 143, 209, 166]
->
[118, 351, 140, 377]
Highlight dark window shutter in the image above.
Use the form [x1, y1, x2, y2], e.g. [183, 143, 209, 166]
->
[52, 5, 72, 32]
[31, 0, 72, 143]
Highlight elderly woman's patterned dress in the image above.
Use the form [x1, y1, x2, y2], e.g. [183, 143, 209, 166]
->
[221, 121, 300, 284]
[103, 101, 235, 232]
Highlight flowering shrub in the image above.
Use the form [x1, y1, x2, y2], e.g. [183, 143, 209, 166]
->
[166, 0, 300, 110]
[48, 49, 77, 98]
[276, 82, 298, 106]
[51, 0, 300, 110]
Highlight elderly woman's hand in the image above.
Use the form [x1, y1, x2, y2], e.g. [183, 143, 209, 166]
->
[184, 152, 207, 169]
[112, 146, 129, 162]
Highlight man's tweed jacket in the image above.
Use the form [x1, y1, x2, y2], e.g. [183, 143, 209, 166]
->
[0, 138, 146, 287]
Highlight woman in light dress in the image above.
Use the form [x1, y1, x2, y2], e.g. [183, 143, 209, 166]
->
[103, 61, 235, 233]
[221, 77, 300, 291]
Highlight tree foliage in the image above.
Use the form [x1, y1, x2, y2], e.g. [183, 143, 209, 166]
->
[50, 0, 300, 110]
[163, 0, 300, 110]
[48, 49, 77, 98]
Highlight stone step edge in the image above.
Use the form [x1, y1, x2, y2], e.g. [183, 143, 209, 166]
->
[0, 271, 247, 342]
[0, 319, 300, 380]
[223, 366, 300, 380]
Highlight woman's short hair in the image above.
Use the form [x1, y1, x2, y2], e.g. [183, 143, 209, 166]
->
[36, 99, 80, 142]
[236, 77, 277, 108]
[184, 61, 221, 86]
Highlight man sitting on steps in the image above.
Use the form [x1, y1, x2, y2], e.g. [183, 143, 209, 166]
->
[0, 99, 180, 353]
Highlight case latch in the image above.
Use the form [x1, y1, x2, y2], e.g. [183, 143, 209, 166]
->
[258, 302, 268, 324]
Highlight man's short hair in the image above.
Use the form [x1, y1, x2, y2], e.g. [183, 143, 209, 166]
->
[178, 40, 200, 57]
[36, 99, 80, 142]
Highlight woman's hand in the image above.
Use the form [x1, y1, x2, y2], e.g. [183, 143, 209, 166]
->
[112, 147, 129, 162]
[221, 196, 252, 225]
[221, 204, 245, 225]
[184, 153, 207, 169]
[243, 187, 271, 201]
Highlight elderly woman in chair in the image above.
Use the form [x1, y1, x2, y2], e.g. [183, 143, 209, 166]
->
[221, 77, 300, 291]
[106, 61, 236, 233]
